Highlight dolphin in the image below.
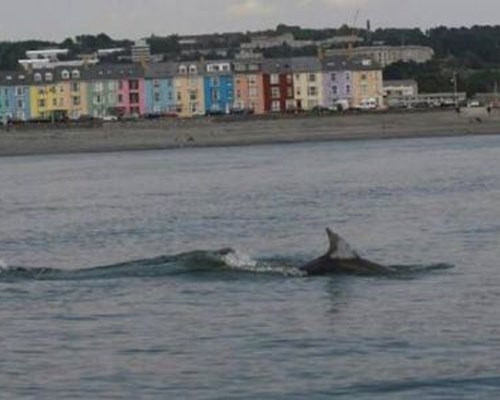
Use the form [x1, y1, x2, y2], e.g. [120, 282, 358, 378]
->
[300, 228, 394, 276]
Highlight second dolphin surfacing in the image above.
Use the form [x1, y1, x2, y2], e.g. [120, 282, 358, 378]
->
[299, 229, 395, 276]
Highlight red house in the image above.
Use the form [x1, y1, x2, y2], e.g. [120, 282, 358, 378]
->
[262, 59, 296, 113]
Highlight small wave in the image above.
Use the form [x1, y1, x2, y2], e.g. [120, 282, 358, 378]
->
[0, 249, 303, 282]
[0, 251, 452, 282]
[388, 263, 455, 278]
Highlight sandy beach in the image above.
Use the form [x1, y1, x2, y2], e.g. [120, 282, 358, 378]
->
[1, 108, 499, 157]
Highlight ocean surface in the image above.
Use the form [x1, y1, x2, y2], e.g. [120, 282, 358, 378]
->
[1, 135, 500, 399]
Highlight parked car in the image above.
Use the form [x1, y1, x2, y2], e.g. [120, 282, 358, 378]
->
[310, 105, 331, 114]
[102, 115, 118, 122]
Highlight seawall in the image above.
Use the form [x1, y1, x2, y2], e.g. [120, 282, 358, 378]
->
[1, 109, 499, 157]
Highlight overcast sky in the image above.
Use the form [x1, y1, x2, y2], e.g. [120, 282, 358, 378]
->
[1, 0, 499, 41]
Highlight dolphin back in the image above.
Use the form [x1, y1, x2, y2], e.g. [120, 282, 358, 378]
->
[300, 229, 390, 276]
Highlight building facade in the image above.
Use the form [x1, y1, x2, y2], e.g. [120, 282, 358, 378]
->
[291, 57, 324, 111]
[85, 65, 145, 118]
[174, 62, 205, 117]
[0, 72, 32, 122]
[144, 63, 177, 115]
[262, 59, 295, 113]
[204, 61, 234, 114]
[233, 59, 265, 114]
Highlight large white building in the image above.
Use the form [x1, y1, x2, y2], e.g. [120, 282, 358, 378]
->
[326, 45, 434, 67]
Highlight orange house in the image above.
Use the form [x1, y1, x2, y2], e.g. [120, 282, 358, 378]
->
[233, 60, 265, 115]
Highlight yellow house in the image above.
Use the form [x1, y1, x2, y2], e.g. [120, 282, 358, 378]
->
[30, 68, 88, 120]
[351, 62, 384, 109]
[173, 62, 205, 118]
[291, 57, 324, 111]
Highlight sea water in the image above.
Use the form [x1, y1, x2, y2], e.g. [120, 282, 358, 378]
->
[1, 135, 500, 399]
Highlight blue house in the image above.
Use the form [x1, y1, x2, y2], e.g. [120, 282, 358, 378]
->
[203, 61, 234, 114]
[0, 72, 32, 122]
[144, 63, 177, 115]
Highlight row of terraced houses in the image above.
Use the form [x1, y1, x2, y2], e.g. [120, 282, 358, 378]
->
[0, 56, 383, 122]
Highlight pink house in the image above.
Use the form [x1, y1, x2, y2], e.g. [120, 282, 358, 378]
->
[117, 76, 146, 116]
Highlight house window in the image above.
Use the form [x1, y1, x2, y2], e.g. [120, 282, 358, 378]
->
[331, 73, 336, 81]
[271, 100, 280, 112]
[72, 96, 81, 106]
[346, 84, 351, 95]
[17, 99, 24, 108]
[94, 82, 104, 92]
[118, 94, 123, 103]
[345, 72, 351, 81]
[130, 107, 140, 115]
[72, 82, 80, 92]
[189, 90, 197, 101]
[61, 70, 70, 80]
[361, 73, 367, 81]
[179, 65, 187, 74]
[129, 80, 139, 91]
[16, 87, 23, 96]
[38, 99, 45, 108]
[129, 93, 140, 104]
[308, 74, 316, 82]
[71, 70, 81, 79]
[287, 87, 293, 97]
[332, 85, 338, 95]
[270, 74, 279, 85]
[271, 87, 280, 99]
[118, 81, 124, 90]
[248, 75, 257, 85]
[154, 92, 161, 102]
[45, 72, 53, 82]
[34, 73, 42, 82]
[307, 86, 318, 96]
[249, 87, 257, 97]
[189, 65, 197, 74]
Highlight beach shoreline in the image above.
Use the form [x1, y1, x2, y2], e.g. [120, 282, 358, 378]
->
[1, 109, 499, 157]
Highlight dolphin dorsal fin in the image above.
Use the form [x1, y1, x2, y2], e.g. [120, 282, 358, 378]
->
[326, 228, 358, 260]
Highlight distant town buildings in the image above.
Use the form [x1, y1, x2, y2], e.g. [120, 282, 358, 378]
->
[18, 49, 99, 70]
[131, 40, 151, 63]
[384, 80, 419, 97]
[0, 52, 388, 122]
[326, 45, 435, 67]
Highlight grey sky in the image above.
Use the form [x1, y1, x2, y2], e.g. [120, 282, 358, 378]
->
[1, 0, 499, 41]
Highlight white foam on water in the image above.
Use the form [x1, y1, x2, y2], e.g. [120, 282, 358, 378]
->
[0, 259, 8, 272]
[221, 250, 258, 269]
[221, 250, 305, 277]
